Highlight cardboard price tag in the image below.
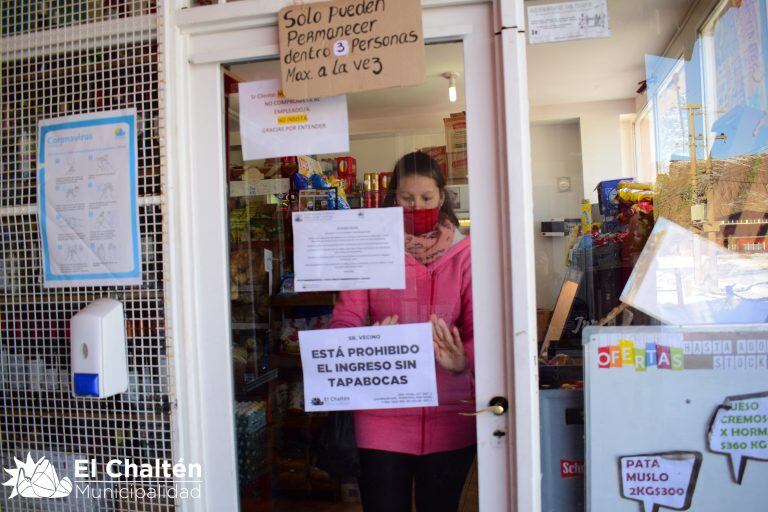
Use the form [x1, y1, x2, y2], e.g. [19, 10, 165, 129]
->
[278, 0, 426, 99]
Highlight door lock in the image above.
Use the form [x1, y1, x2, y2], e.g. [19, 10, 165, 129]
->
[459, 396, 508, 416]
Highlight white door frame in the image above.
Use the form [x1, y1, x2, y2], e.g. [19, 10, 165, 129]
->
[167, 1, 539, 511]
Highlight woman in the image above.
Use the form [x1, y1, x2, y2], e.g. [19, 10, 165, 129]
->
[328, 151, 476, 512]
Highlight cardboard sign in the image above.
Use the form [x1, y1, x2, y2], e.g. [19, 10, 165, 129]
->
[278, 0, 426, 99]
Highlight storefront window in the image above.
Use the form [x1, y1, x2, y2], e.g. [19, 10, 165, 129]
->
[529, 0, 768, 510]
[224, 42, 479, 511]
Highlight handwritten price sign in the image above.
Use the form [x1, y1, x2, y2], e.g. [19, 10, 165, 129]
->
[707, 391, 768, 484]
[619, 452, 702, 512]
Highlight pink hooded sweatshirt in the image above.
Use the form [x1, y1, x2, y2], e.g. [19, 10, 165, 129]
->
[328, 236, 476, 455]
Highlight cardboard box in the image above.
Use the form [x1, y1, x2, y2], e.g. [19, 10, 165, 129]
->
[419, 146, 448, 178]
[444, 113, 468, 182]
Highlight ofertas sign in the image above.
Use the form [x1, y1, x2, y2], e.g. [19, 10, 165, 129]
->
[299, 323, 438, 412]
[278, 0, 426, 99]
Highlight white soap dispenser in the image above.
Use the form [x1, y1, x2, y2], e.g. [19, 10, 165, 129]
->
[70, 298, 129, 398]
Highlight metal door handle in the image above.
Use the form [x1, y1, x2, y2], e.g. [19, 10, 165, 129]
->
[459, 396, 508, 416]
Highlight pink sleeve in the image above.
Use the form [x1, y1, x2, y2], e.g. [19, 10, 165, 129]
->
[460, 256, 475, 371]
[328, 290, 369, 329]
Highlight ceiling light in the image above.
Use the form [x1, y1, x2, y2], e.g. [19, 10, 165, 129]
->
[443, 72, 459, 103]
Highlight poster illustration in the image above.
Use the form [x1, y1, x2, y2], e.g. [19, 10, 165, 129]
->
[37, 110, 141, 287]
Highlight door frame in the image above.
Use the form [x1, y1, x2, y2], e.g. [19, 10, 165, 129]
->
[166, 1, 539, 510]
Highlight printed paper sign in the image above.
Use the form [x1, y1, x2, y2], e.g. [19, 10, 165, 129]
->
[299, 322, 438, 411]
[292, 207, 405, 292]
[238, 79, 349, 161]
[37, 110, 141, 287]
[707, 391, 768, 484]
[619, 452, 702, 512]
[278, 0, 425, 99]
[528, 0, 611, 44]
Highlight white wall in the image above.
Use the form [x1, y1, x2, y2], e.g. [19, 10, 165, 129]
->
[530, 121, 584, 310]
[342, 132, 446, 177]
[531, 99, 637, 202]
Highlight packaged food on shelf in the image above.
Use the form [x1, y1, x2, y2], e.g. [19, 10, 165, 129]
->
[335, 156, 358, 193]
[236, 402, 268, 487]
[596, 177, 633, 217]
[230, 249, 267, 303]
[420, 146, 448, 178]
[277, 273, 295, 295]
[279, 315, 329, 354]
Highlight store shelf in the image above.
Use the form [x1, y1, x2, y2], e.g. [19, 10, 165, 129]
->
[268, 292, 337, 308]
[232, 322, 269, 331]
[231, 240, 279, 250]
[269, 353, 302, 369]
[242, 369, 279, 395]
[278, 412, 328, 430]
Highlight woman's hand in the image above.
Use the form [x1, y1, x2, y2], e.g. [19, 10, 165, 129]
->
[430, 314, 467, 373]
[373, 315, 399, 326]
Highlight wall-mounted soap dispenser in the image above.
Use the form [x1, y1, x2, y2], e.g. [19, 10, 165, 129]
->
[70, 298, 128, 398]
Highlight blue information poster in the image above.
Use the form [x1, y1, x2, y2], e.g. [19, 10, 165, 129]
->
[37, 109, 141, 287]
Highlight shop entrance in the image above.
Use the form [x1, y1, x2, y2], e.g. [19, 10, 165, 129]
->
[178, 3, 528, 511]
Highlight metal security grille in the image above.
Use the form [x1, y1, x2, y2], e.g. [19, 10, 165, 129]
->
[2, 2, 157, 37]
[1, 2, 175, 511]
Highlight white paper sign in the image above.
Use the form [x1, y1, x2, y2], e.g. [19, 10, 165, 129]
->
[528, 0, 610, 44]
[238, 79, 349, 160]
[619, 452, 702, 512]
[292, 208, 406, 292]
[299, 323, 438, 411]
[37, 110, 141, 287]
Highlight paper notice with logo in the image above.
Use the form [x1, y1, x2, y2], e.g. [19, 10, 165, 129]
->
[278, 0, 425, 99]
[707, 391, 768, 484]
[37, 110, 141, 288]
[292, 207, 405, 292]
[238, 79, 349, 161]
[619, 452, 702, 512]
[528, 0, 611, 44]
[299, 322, 438, 411]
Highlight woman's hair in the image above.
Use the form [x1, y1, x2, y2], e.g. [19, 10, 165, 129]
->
[383, 151, 460, 227]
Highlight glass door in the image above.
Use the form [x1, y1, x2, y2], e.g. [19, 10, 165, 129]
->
[179, 3, 516, 511]
[224, 40, 483, 512]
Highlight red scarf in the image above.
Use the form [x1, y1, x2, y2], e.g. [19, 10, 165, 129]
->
[404, 215, 456, 265]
